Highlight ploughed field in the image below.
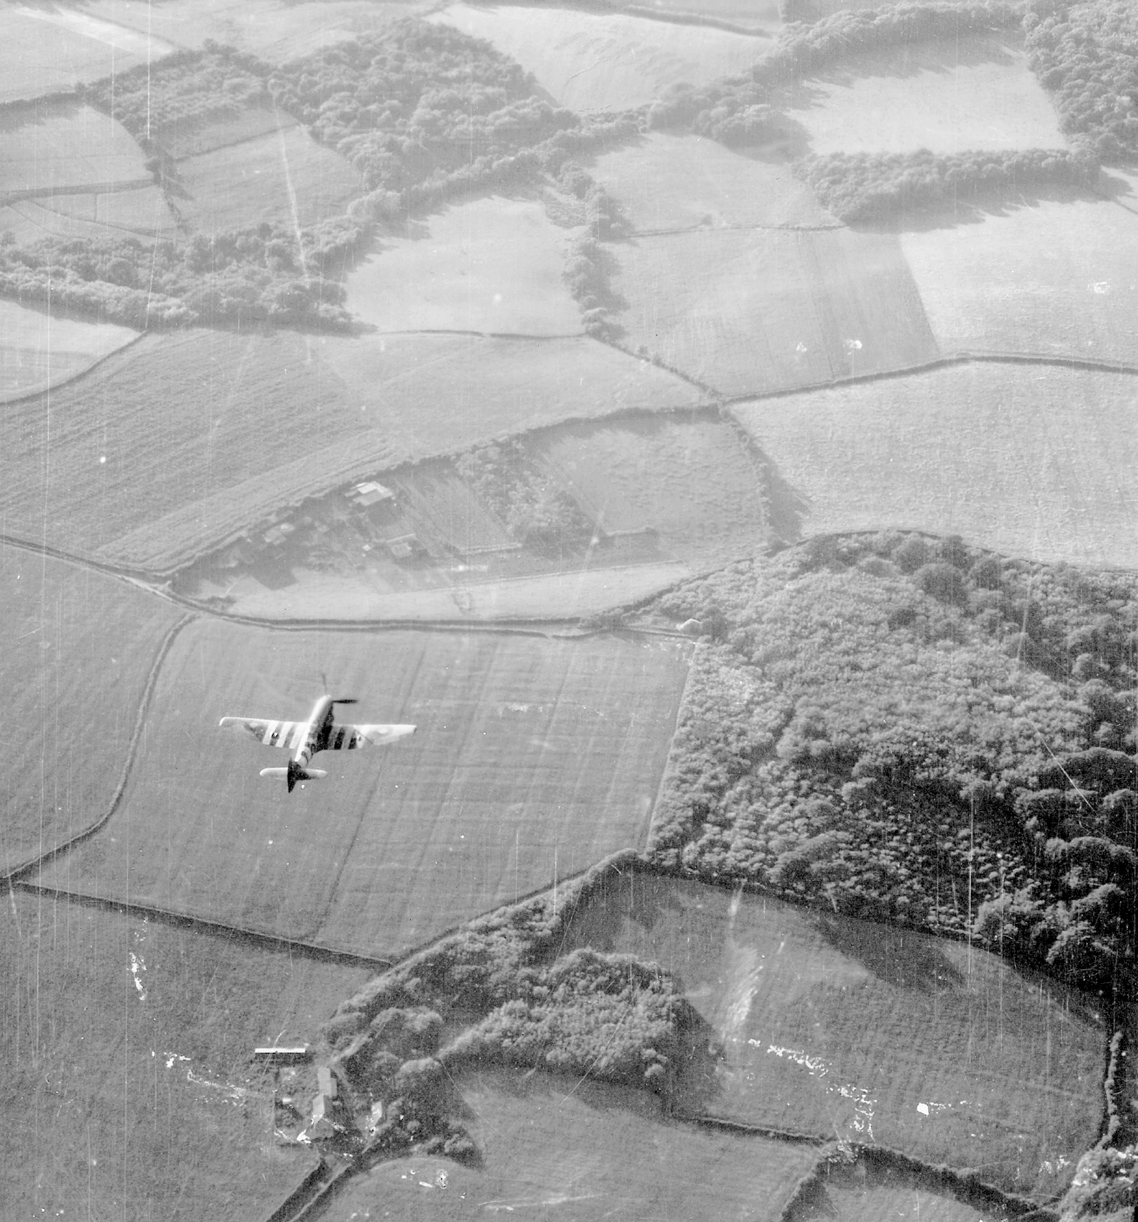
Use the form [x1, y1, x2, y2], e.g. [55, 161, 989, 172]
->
[32, 623, 691, 957]
[560, 872, 1105, 1197]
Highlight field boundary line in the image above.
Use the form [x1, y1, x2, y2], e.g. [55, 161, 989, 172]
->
[9, 879, 398, 971]
[632, 220, 846, 237]
[1, 176, 155, 206]
[619, 3, 771, 36]
[1, 613, 194, 883]
[0, 327, 149, 407]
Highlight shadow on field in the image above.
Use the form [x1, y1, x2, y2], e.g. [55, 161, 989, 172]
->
[749, 445, 809, 545]
[811, 913, 965, 992]
[861, 181, 1114, 234]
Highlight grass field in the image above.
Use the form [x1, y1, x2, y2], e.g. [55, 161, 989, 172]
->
[154, 105, 294, 160]
[0, 543, 183, 875]
[623, 0, 781, 29]
[0, 889, 367, 1221]
[613, 226, 939, 395]
[0, 102, 150, 195]
[33, 622, 691, 958]
[0, 299, 138, 402]
[1, 327, 703, 573]
[0, 8, 173, 103]
[590, 133, 837, 232]
[40, 184, 177, 234]
[732, 363, 1138, 571]
[782, 34, 1067, 156]
[532, 410, 767, 568]
[326, 1068, 822, 1221]
[86, 0, 419, 61]
[561, 874, 1104, 1197]
[345, 197, 583, 336]
[790, 1160, 993, 1222]
[430, 4, 770, 111]
[899, 195, 1138, 366]
[174, 123, 363, 232]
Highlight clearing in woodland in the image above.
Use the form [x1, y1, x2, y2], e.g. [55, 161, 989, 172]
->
[174, 123, 364, 232]
[899, 194, 1138, 367]
[430, 4, 769, 111]
[0, 8, 173, 103]
[612, 226, 938, 396]
[33, 622, 691, 958]
[782, 33, 1067, 156]
[560, 873, 1104, 1198]
[0, 299, 138, 401]
[732, 363, 1138, 570]
[590, 133, 837, 232]
[345, 197, 582, 336]
[0, 101, 150, 195]
[0, 543, 184, 876]
[0, 890, 367, 1221]
[326, 1069, 822, 1222]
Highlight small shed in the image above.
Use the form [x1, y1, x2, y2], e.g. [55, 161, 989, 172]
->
[351, 481, 395, 508]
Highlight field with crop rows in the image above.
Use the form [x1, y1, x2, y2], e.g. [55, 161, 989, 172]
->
[0, 300, 138, 401]
[0, 890, 365, 1221]
[561, 874, 1104, 1196]
[613, 226, 938, 395]
[86, 0, 419, 61]
[33, 622, 691, 957]
[430, 3, 769, 111]
[0, 544, 184, 875]
[0, 102, 150, 195]
[783, 34, 1066, 156]
[899, 195, 1138, 365]
[327, 1069, 822, 1222]
[0, 7, 172, 103]
[591, 132, 837, 232]
[175, 124, 363, 232]
[532, 410, 767, 568]
[345, 197, 583, 336]
[733, 363, 1138, 570]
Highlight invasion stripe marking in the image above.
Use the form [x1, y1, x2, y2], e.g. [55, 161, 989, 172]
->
[263, 720, 280, 745]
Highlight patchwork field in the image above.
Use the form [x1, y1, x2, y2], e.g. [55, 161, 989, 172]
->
[0, 102, 150, 196]
[33, 623, 691, 957]
[0, 7, 173, 103]
[613, 226, 939, 395]
[0, 543, 184, 876]
[1, 327, 704, 573]
[0, 300, 138, 401]
[345, 197, 583, 336]
[532, 410, 768, 568]
[899, 195, 1138, 366]
[561, 874, 1105, 1197]
[590, 133, 837, 232]
[0, 890, 366, 1221]
[782, 34, 1067, 156]
[732, 363, 1138, 570]
[174, 123, 364, 232]
[37, 184, 177, 234]
[430, 4, 769, 111]
[327, 1069, 821, 1222]
[85, 0, 420, 61]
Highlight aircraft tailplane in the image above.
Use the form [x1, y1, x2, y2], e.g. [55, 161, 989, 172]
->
[259, 764, 328, 791]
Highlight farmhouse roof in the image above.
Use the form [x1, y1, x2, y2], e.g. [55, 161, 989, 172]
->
[351, 481, 394, 507]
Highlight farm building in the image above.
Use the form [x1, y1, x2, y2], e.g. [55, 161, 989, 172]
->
[350, 481, 395, 508]
[252, 1046, 313, 1067]
[305, 1067, 343, 1142]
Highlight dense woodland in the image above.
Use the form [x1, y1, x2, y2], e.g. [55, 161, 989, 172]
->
[650, 533, 1138, 999]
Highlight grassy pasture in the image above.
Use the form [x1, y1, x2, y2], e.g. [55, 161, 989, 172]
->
[790, 1160, 994, 1222]
[899, 195, 1138, 366]
[326, 1069, 821, 1222]
[345, 197, 583, 336]
[0, 8, 173, 104]
[623, 0, 781, 29]
[782, 34, 1066, 156]
[0, 890, 367, 1221]
[561, 874, 1104, 1197]
[0, 544, 183, 875]
[86, 0, 419, 61]
[732, 363, 1138, 570]
[590, 133, 837, 232]
[155, 106, 295, 160]
[0, 299, 138, 401]
[174, 124, 364, 233]
[0, 102, 150, 195]
[41, 185, 177, 234]
[612, 226, 938, 396]
[430, 4, 770, 111]
[33, 622, 691, 958]
[532, 410, 768, 568]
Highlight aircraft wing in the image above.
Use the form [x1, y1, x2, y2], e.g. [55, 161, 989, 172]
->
[326, 723, 417, 750]
[219, 716, 307, 749]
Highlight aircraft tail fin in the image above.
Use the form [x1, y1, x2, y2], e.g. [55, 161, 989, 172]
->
[259, 764, 328, 792]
